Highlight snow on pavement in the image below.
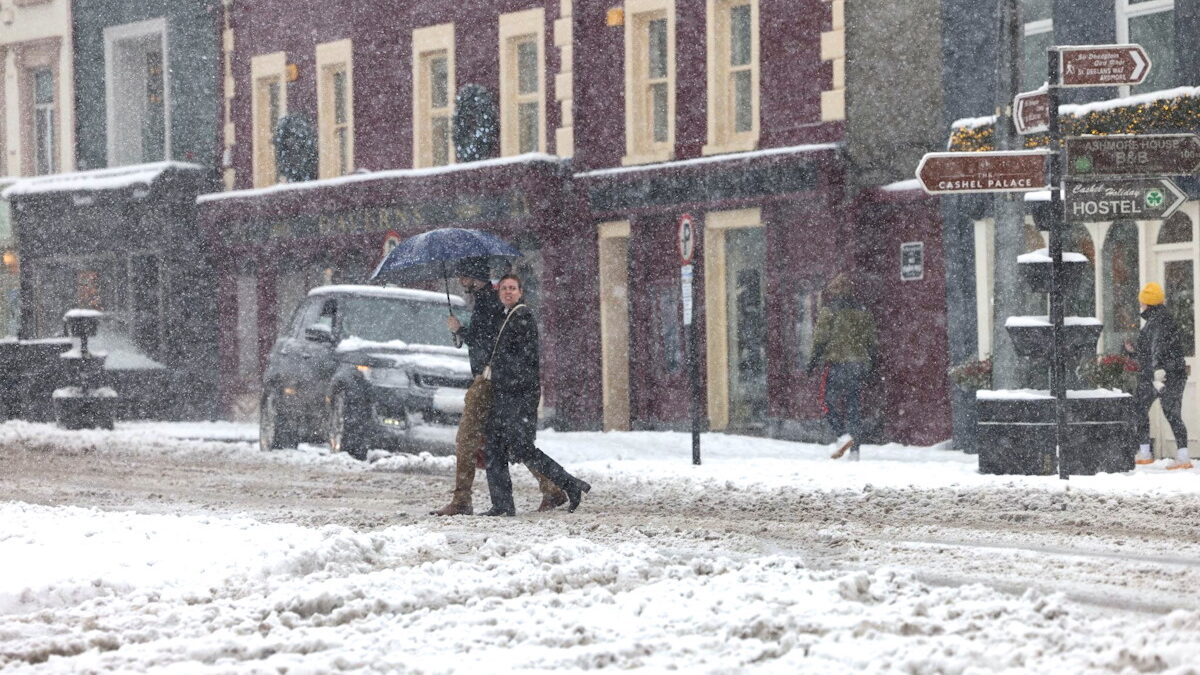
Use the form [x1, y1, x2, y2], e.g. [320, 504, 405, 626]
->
[3, 420, 1200, 672]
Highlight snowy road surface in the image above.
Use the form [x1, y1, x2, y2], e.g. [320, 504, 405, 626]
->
[2, 420, 1200, 673]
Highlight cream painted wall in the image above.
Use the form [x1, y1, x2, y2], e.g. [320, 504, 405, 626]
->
[1, 0, 75, 177]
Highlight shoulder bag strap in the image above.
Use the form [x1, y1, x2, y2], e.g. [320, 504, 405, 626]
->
[486, 304, 526, 367]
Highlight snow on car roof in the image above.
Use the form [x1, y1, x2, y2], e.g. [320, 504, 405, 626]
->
[307, 284, 465, 306]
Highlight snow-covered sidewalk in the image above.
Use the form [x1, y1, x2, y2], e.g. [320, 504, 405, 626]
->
[2, 421, 1200, 672]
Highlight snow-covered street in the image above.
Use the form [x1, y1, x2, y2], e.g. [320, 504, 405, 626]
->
[3, 421, 1200, 673]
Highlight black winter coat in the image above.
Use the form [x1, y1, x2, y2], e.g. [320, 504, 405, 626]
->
[1134, 305, 1188, 381]
[458, 284, 506, 377]
[486, 303, 540, 461]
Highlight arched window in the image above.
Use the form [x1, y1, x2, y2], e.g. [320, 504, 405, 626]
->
[1064, 224, 1095, 317]
[1157, 212, 1192, 245]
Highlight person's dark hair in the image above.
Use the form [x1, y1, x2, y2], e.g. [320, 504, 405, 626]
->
[497, 273, 522, 291]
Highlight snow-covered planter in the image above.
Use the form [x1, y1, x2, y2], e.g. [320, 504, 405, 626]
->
[53, 386, 118, 430]
[976, 389, 1134, 475]
[1016, 248, 1089, 294]
[1004, 315, 1102, 360]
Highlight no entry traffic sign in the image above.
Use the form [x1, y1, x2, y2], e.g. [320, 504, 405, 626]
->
[1058, 44, 1150, 87]
[677, 213, 696, 264]
[916, 150, 1050, 194]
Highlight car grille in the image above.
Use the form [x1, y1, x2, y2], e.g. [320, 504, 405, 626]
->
[414, 373, 472, 389]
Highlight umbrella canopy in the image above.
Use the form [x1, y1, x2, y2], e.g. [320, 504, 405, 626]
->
[370, 227, 521, 285]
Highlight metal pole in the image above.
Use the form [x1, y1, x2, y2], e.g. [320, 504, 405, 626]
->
[1047, 47, 1068, 480]
[689, 276, 701, 465]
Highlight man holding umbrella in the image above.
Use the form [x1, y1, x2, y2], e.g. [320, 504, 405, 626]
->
[429, 257, 566, 515]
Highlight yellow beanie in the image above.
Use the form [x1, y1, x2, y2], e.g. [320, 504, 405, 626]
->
[1139, 282, 1165, 306]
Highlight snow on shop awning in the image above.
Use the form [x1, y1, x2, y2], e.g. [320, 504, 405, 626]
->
[197, 153, 566, 204]
[948, 85, 1200, 152]
[573, 142, 839, 178]
[0, 161, 205, 199]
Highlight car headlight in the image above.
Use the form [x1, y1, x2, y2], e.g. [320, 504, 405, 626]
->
[355, 365, 410, 388]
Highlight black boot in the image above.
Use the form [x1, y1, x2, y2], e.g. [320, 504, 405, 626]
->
[564, 478, 591, 513]
[480, 506, 515, 517]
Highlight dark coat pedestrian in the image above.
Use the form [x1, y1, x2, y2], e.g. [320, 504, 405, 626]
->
[1126, 282, 1191, 469]
[481, 274, 590, 516]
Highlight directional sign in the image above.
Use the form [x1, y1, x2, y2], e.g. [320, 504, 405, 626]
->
[1064, 178, 1187, 222]
[915, 150, 1050, 194]
[1065, 134, 1200, 177]
[1014, 88, 1050, 135]
[677, 213, 696, 264]
[1058, 44, 1150, 87]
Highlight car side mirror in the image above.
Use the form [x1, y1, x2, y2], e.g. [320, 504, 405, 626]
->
[305, 324, 337, 345]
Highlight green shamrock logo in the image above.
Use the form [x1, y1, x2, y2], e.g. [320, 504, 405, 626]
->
[1146, 189, 1164, 208]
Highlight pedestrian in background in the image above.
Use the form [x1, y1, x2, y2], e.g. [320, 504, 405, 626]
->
[1125, 282, 1192, 470]
[480, 274, 590, 516]
[429, 259, 567, 516]
[807, 272, 879, 462]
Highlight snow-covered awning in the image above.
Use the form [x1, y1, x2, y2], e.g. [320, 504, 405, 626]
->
[1, 161, 205, 199]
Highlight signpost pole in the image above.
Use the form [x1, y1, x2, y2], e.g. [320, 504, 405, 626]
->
[677, 214, 701, 465]
[689, 276, 701, 465]
[1048, 48, 1068, 481]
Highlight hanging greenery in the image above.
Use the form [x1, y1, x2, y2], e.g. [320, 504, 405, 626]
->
[949, 89, 1200, 152]
[273, 114, 318, 182]
[452, 84, 499, 163]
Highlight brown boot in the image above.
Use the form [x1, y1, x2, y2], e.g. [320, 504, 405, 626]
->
[430, 502, 473, 516]
[536, 492, 568, 512]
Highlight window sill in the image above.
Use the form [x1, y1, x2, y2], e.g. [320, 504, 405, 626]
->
[702, 136, 759, 157]
[620, 148, 674, 166]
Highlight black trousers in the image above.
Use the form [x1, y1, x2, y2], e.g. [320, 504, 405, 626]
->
[1135, 375, 1189, 450]
[484, 393, 576, 512]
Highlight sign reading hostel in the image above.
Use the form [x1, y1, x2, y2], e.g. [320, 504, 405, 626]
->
[1066, 134, 1200, 177]
[1064, 178, 1187, 222]
[1058, 44, 1150, 87]
[915, 150, 1051, 194]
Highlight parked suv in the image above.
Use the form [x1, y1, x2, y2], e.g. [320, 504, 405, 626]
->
[259, 285, 472, 459]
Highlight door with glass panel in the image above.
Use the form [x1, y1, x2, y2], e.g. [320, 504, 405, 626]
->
[1147, 211, 1197, 456]
[725, 227, 766, 429]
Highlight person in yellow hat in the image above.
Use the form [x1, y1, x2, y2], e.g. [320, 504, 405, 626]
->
[1124, 282, 1192, 469]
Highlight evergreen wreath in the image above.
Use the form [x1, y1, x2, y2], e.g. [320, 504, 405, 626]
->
[273, 114, 318, 182]
[452, 84, 499, 162]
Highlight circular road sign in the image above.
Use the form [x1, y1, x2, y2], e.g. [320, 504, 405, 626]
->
[677, 214, 696, 264]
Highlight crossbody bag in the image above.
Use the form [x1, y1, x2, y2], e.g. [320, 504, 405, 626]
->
[481, 303, 526, 381]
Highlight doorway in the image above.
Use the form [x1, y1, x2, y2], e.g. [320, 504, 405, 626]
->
[1146, 209, 1198, 456]
[704, 209, 766, 431]
[598, 221, 631, 430]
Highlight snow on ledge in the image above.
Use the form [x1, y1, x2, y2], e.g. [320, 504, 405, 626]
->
[880, 178, 924, 192]
[1005, 315, 1103, 327]
[63, 309, 104, 319]
[197, 154, 565, 203]
[977, 388, 1130, 400]
[573, 143, 840, 179]
[1, 162, 203, 198]
[952, 86, 1200, 130]
[1017, 248, 1089, 264]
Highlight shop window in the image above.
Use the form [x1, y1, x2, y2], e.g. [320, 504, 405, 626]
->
[33, 69, 56, 175]
[1020, 0, 1053, 91]
[655, 283, 682, 373]
[1102, 222, 1140, 352]
[793, 289, 819, 370]
[1163, 259, 1194, 357]
[105, 19, 168, 166]
[317, 40, 354, 179]
[236, 273, 260, 380]
[704, 0, 759, 155]
[413, 24, 455, 168]
[500, 9, 545, 156]
[1118, 0, 1175, 95]
[251, 52, 287, 187]
[623, 0, 675, 165]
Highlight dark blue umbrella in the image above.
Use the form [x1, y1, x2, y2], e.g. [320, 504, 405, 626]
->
[369, 227, 522, 312]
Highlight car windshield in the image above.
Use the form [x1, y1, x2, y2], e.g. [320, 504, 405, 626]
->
[339, 297, 464, 347]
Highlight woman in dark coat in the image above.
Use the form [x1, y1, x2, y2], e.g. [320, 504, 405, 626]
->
[481, 274, 590, 516]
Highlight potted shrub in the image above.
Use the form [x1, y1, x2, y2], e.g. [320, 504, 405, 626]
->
[1078, 352, 1139, 393]
[948, 357, 991, 454]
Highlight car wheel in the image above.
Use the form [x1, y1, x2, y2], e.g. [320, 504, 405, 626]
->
[259, 389, 297, 451]
[328, 389, 368, 461]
